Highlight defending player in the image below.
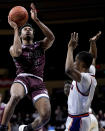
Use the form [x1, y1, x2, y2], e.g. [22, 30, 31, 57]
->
[88, 31, 101, 131]
[0, 3, 55, 131]
[65, 32, 101, 131]
[64, 81, 99, 131]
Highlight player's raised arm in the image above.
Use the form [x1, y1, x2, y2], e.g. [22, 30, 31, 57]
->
[8, 17, 22, 57]
[65, 32, 81, 82]
[30, 3, 55, 50]
[89, 31, 101, 66]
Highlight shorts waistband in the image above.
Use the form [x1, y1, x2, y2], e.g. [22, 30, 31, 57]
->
[68, 113, 89, 118]
[17, 73, 43, 81]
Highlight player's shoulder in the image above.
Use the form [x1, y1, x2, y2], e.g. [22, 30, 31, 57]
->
[81, 71, 97, 86]
[81, 72, 91, 79]
[79, 72, 92, 86]
[89, 65, 96, 76]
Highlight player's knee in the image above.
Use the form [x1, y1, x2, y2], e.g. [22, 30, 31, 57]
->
[11, 95, 22, 104]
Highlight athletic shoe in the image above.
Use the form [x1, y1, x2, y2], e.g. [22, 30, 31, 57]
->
[19, 125, 27, 131]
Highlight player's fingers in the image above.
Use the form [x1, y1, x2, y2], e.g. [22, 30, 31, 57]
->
[31, 8, 37, 14]
[73, 32, 76, 40]
[98, 31, 101, 35]
[8, 16, 12, 24]
[89, 38, 92, 42]
[76, 33, 78, 41]
[30, 3, 36, 10]
[96, 31, 101, 38]
[74, 32, 78, 41]
[8, 16, 10, 21]
[71, 33, 73, 40]
[8, 18, 10, 23]
[93, 31, 101, 40]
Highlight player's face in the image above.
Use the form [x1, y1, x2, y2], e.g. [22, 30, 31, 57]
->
[21, 26, 34, 40]
[74, 55, 84, 72]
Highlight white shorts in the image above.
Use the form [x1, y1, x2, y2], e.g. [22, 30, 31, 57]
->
[89, 114, 99, 131]
[65, 113, 91, 131]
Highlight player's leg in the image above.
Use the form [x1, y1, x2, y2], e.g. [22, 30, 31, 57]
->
[65, 117, 73, 131]
[80, 116, 91, 131]
[0, 82, 25, 130]
[32, 97, 51, 129]
[90, 127, 99, 131]
[19, 97, 51, 131]
[89, 115, 99, 131]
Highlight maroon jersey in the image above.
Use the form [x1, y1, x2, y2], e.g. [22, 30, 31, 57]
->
[13, 42, 45, 78]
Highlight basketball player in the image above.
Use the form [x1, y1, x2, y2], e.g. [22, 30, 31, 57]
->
[0, 93, 11, 131]
[65, 31, 101, 131]
[0, 3, 55, 131]
[64, 81, 99, 131]
[88, 32, 101, 131]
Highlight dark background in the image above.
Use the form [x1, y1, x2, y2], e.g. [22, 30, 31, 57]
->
[0, 0, 105, 119]
[0, 0, 104, 80]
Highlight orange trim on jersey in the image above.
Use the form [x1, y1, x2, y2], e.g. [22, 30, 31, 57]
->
[68, 113, 89, 118]
[68, 119, 73, 131]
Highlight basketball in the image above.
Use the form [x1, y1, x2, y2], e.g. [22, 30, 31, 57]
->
[8, 6, 28, 27]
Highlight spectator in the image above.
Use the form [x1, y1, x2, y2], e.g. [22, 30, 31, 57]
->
[55, 106, 63, 121]
[98, 110, 103, 120]
[10, 114, 19, 131]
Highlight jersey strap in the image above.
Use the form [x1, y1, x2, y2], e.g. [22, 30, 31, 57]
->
[17, 73, 43, 81]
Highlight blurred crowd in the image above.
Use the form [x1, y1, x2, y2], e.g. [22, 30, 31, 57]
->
[0, 90, 105, 131]
[96, 110, 105, 129]
[9, 106, 105, 131]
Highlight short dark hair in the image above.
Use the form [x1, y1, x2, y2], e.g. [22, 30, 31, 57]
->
[19, 23, 33, 35]
[64, 80, 71, 85]
[77, 51, 93, 68]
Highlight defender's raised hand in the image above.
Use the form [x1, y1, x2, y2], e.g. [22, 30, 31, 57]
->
[30, 3, 38, 21]
[89, 31, 101, 43]
[68, 32, 78, 49]
[89, 31, 101, 64]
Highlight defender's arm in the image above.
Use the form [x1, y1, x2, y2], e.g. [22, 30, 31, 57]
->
[30, 3, 55, 50]
[65, 32, 81, 82]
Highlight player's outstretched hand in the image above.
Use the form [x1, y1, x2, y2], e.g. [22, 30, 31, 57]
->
[68, 32, 78, 49]
[30, 3, 38, 21]
[89, 31, 101, 43]
[8, 16, 18, 30]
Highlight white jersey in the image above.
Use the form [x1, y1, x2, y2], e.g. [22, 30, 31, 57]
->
[68, 65, 97, 115]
